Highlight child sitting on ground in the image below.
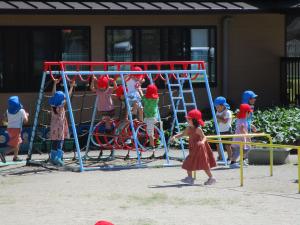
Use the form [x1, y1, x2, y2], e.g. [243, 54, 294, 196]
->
[214, 96, 233, 162]
[48, 79, 75, 166]
[126, 66, 145, 121]
[170, 109, 217, 185]
[141, 84, 159, 158]
[90, 75, 117, 133]
[0, 96, 29, 163]
[230, 103, 253, 168]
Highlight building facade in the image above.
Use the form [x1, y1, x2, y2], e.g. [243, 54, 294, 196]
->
[0, 0, 299, 122]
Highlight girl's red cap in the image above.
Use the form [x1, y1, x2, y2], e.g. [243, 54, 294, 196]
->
[131, 66, 144, 79]
[237, 103, 253, 119]
[97, 76, 109, 89]
[116, 85, 128, 98]
[145, 84, 159, 99]
[95, 221, 114, 225]
[185, 109, 205, 127]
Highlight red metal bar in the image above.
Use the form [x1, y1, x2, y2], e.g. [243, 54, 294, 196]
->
[44, 61, 206, 82]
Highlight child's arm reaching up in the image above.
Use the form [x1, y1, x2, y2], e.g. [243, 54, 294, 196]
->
[68, 80, 76, 96]
[52, 79, 60, 94]
[90, 75, 97, 92]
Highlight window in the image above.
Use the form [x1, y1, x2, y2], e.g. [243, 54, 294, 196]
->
[287, 15, 300, 56]
[0, 27, 90, 92]
[105, 26, 217, 85]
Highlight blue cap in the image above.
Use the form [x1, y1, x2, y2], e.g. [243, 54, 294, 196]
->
[214, 96, 230, 109]
[8, 96, 23, 114]
[242, 90, 258, 104]
[48, 91, 66, 107]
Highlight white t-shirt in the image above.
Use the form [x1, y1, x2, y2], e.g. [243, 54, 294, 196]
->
[216, 109, 232, 132]
[7, 109, 26, 128]
[127, 79, 139, 94]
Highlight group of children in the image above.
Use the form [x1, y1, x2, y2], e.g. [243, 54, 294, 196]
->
[1, 67, 258, 186]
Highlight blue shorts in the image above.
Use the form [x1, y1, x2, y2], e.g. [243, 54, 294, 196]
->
[128, 92, 143, 108]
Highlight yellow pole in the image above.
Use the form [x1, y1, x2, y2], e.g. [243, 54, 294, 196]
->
[240, 143, 243, 187]
[192, 171, 196, 179]
[268, 135, 273, 176]
[298, 148, 300, 194]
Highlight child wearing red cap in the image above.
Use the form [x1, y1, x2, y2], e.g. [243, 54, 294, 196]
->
[90, 75, 117, 132]
[141, 84, 159, 158]
[230, 104, 253, 168]
[170, 109, 217, 185]
[126, 66, 145, 121]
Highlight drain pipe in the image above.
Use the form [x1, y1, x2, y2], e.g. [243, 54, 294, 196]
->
[222, 16, 232, 97]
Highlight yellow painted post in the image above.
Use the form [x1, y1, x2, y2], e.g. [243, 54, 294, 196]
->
[192, 171, 196, 180]
[240, 143, 243, 187]
[298, 148, 300, 194]
[268, 135, 273, 176]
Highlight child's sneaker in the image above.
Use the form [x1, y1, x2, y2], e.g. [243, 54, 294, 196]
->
[243, 159, 249, 166]
[181, 176, 194, 185]
[204, 177, 216, 185]
[0, 152, 6, 163]
[13, 156, 22, 162]
[229, 162, 240, 169]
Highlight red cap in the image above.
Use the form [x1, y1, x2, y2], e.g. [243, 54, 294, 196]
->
[185, 109, 205, 127]
[94, 221, 114, 225]
[131, 66, 144, 79]
[145, 84, 159, 99]
[237, 104, 253, 119]
[116, 85, 127, 98]
[97, 76, 109, 89]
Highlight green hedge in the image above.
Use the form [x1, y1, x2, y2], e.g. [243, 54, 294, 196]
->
[169, 107, 300, 146]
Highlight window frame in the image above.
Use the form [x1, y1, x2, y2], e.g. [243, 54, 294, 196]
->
[0, 26, 91, 93]
[105, 25, 217, 87]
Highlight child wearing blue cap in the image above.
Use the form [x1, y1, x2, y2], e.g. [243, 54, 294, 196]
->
[1, 96, 29, 163]
[242, 90, 258, 133]
[48, 79, 75, 166]
[214, 96, 232, 161]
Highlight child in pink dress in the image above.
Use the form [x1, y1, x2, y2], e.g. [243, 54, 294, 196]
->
[48, 79, 75, 166]
[170, 109, 217, 185]
[90, 75, 117, 132]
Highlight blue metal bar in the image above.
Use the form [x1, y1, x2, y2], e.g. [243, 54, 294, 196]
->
[56, 70, 206, 75]
[203, 70, 227, 165]
[61, 69, 85, 172]
[165, 72, 186, 159]
[187, 73, 198, 110]
[85, 94, 99, 157]
[28, 71, 47, 159]
[148, 73, 170, 165]
[119, 73, 141, 165]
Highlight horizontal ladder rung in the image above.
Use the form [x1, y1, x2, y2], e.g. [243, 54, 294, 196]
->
[182, 90, 193, 93]
[172, 97, 182, 100]
[185, 103, 196, 106]
[169, 84, 180, 87]
[175, 110, 186, 113]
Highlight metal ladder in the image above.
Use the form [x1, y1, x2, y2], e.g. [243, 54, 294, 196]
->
[166, 71, 197, 159]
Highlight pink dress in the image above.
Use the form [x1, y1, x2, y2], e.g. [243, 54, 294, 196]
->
[96, 88, 114, 112]
[182, 127, 217, 171]
[50, 106, 69, 140]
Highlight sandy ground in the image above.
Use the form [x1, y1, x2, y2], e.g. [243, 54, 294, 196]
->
[0, 153, 299, 225]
